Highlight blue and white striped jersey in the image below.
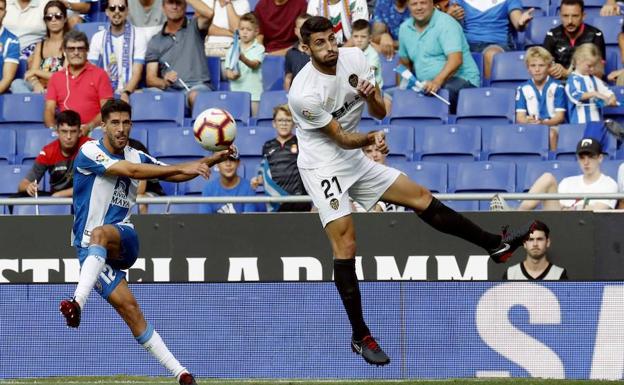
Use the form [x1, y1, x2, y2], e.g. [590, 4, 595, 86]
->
[515, 77, 566, 120]
[71, 139, 165, 248]
[565, 71, 614, 124]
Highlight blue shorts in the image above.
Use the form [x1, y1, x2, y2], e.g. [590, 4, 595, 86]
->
[76, 224, 139, 299]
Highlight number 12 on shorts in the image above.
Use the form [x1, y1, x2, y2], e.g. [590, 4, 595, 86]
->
[321, 176, 342, 199]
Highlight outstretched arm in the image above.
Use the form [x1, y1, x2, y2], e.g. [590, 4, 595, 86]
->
[320, 119, 388, 154]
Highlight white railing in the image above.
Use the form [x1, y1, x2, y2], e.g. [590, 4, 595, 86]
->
[2, 193, 624, 206]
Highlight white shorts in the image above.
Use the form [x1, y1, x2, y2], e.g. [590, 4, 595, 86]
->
[300, 155, 401, 227]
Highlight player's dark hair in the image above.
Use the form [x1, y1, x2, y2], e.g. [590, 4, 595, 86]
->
[101, 98, 132, 122]
[531, 220, 550, 238]
[56, 110, 81, 128]
[239, 12, 258, 27]
[352, 19, 370, 33]
[560, 0, 584, 12]
[63, 29, 89, 50]
[301, 16, 333, 45]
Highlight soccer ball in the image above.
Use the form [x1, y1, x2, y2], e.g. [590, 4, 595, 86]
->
[192, 108, 237, 151]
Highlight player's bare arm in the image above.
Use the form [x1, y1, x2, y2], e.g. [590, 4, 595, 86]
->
[320, 119, 388, 154]
[357, 78, 386, 120]
[163, 149, 234, 182]
[106, 160, 210, 180]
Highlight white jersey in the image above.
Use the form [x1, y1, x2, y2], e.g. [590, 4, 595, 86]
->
[289, 47, 376, 169]
[558, 173, 618, 209]
[72, 140, 165, 248]
[505, 262, 567, 280]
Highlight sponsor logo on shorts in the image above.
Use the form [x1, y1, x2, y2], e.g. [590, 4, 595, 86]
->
[348, 73, 359, 88]
[330, 198, 340, 210]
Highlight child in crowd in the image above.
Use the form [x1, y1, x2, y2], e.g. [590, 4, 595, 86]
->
[515, 46, 566, 150]
[284, 13, 311, 91]
[225, 12, 265, 116]
[565, 43, 617, 124]
[351, 19, 382, 88]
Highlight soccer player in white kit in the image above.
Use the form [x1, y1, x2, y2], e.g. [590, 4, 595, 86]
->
[289, 16, 537, 366]
[60, 99, 234, 385]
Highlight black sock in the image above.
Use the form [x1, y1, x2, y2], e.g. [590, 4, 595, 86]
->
[419, 197, 501, 251]
[333, 259, 370, 340]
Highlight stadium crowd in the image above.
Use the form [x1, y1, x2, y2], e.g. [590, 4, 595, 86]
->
[0, 0, 623, 213]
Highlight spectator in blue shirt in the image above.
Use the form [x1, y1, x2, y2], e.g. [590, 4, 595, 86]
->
[0, 0, 20, 94]
[515, 46, 566, 150]
[449, 0, 534, 79]
[371, 0, 409, 59]
[398, 0, 480, 112]
[200, 152, 265, 214]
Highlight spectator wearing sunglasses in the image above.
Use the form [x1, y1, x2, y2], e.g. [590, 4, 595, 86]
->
[88, 0, 149, 102]
[0, 0, 19, 95]
[11, 0, 68, 93]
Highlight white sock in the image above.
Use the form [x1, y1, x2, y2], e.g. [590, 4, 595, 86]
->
[137, 324, 186, 379]
[73, 245, 107, 309]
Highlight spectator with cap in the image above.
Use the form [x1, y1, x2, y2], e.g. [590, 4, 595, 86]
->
[517, 137, 618, 211]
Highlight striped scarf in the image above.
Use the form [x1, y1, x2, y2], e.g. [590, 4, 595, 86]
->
[102, 22, 134, 92]
[318, 0, 353, 41]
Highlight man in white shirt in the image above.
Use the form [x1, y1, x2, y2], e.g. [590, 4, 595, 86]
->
[518, 137, 618, 210]
[88, 0, 148, 102]
[503, 220, 568, 280]
[289, 15, 536, 367]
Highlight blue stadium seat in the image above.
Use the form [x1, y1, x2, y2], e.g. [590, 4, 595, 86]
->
[254, 90, 288, 126]
[0, 129, 16, 164]
[489, 51, 530, 89]
[192, 91, 251, 126]
[415, 124, 481, 163]
[178, 173, 210, 195]
[16, 129, 57, 164]
[471, 52, 484, 86]
[553, 124, 616, 160]
[601, 160, 624, 181]
[148, 127, 206, 163]
[13, 204, 72, 215]
[16, 59, 28, 79]
[380, 54, 399, 89]
[605, 86, 624, 127]
[482, 124, 549, 162]
[168, 203, 202, 214]
[262, 55, 285, 91]
[455, 88, 515, 128]
[206, 56, 221, 91]
[75, 22, 107, 42]
[388, 89, 449, 126]
[365, 125, 414, 160]
[588, 16, 623, 45]
[0, 94, 46, 130]
[0, 164, 30, 195]
[393, 161, 448, 193]
[235, 126, 275, 156]
[521, 0, 548, 16]
[360, 103, 382, 128]
[452, 161, 516, 193]
[605, 46, 621, 76]
[516, 160, 579, 192]
[525, 17, 561, 47]
[130, 92, 185, 128]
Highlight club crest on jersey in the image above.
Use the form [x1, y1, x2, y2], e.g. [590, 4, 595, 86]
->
[302, 110, 312, 119]
[290, 144, 298, 154]
[330, 198, 340, 210]
[348, 74, 359, 88]
[95, 153, 106, 163]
